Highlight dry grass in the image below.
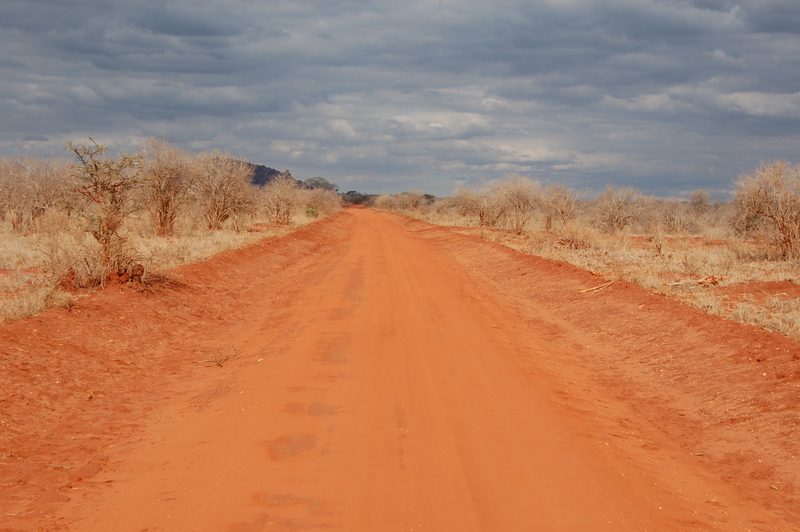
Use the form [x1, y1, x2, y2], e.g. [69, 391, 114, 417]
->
[0, 141, 344, 324]
[0, 270, 62, 322]
[126, 211, 279, 271]
[0, 203, 332, 324]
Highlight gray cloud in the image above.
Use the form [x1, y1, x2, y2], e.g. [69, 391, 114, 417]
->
[1, 0, 799, 197]
[741, 0, 800, 34]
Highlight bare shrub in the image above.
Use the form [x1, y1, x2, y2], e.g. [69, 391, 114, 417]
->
[647, 221, 669, 256]
[301, 187, 342, 217]
[542, 184, 579, 230]
[657, 200, 682, 233]
[139, 138, 194, 236]
[191, 151, 255, 230]
[0, 158, 18, 223]
[453, 184, 507, 227]
[432, 196, 460, 216]
[423, 196, 470, 225]
[66, 138, 141, 274]
[36, 220, 104, 289]
[397, 190, 427, 212]
[261, 172, 299, 225]
[734, 160, 800, 259]
[0, 156, 70, 233]
[373, 194, 396, 211]
[497, 174, 539, 234]
[372, 191, 430, 213]
[594, 185, 644, 233]
[690, 189, 711, 217]
[556, 221, 598, 250]
[452, 176, 542, 230]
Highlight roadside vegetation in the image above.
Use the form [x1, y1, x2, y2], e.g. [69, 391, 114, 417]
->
[0, 138, 342, 324]
[374, 163, 800, 340]
[4, 136, 798, 340]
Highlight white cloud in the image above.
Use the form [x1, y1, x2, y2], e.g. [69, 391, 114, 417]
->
[602, 93, 677, 112]
[715, 91, 800, 117]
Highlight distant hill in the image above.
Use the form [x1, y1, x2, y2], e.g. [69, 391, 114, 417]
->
[246, 162, 305, 187]
[248, 163, 280, 186]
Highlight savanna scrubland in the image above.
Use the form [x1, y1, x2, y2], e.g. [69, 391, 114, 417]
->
[2, 140, 799, 341]
[373, 162, 800, 340]
[0, 138, 342, 323]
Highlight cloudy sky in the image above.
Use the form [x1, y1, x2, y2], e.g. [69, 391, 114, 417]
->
[2, 0, 799, 197]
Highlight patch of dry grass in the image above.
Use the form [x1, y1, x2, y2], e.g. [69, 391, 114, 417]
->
[0, 270, 57, 322]
[0, 205, 330, 324]
[0, 229, 45, 270]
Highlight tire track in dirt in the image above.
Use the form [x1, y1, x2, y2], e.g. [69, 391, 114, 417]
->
[1, 207, 798, 531]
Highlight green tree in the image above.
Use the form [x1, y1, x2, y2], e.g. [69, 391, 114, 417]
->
[304, 177, 338, 191]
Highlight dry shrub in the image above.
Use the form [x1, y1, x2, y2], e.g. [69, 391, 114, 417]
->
[260, 172, 299, 225]
[191, 151, 255, 230]
[524, 229, 559, 255]
[36, 226, 104, 288]
[424, 197, 471, 226]
[593, 185, 644, 233]
[453, 184, 507, 227]
[139, 138, 194, 236]
[0, 156, 70, 233]
[556, 222, 598, 250]
[373, 191, 429, 214]
[654, 200, 686, 233]
[0, 231, 43, 269]
[395, 190, 428, 212]
[66, 138, 141, 275]
[734, 160, 800, 259]
[543, 184, 579, 230]
[0, 210, 104, 323]
[389, 195, 468, 227]
[377, 177, 539, 232]
[496, 175, 540, 234]
[373, 194, 395, 210]
[725, 237, 775, 262]
[301, 187, 342, 217]
[0, 142, 337, 325]
[690, 189, 711, 217]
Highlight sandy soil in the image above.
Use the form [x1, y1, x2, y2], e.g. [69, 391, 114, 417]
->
[1, 207, 799, 531]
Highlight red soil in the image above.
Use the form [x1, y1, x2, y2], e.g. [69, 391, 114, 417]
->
[1, 207, 799, 531]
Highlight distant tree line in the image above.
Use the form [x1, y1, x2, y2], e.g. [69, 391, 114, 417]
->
[373, 161, 800, 261]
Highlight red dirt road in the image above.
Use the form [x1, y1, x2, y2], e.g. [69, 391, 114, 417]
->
[2, 208, 800, 531]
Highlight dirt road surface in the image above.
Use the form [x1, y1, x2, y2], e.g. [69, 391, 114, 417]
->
[2, 207, 799, 531]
